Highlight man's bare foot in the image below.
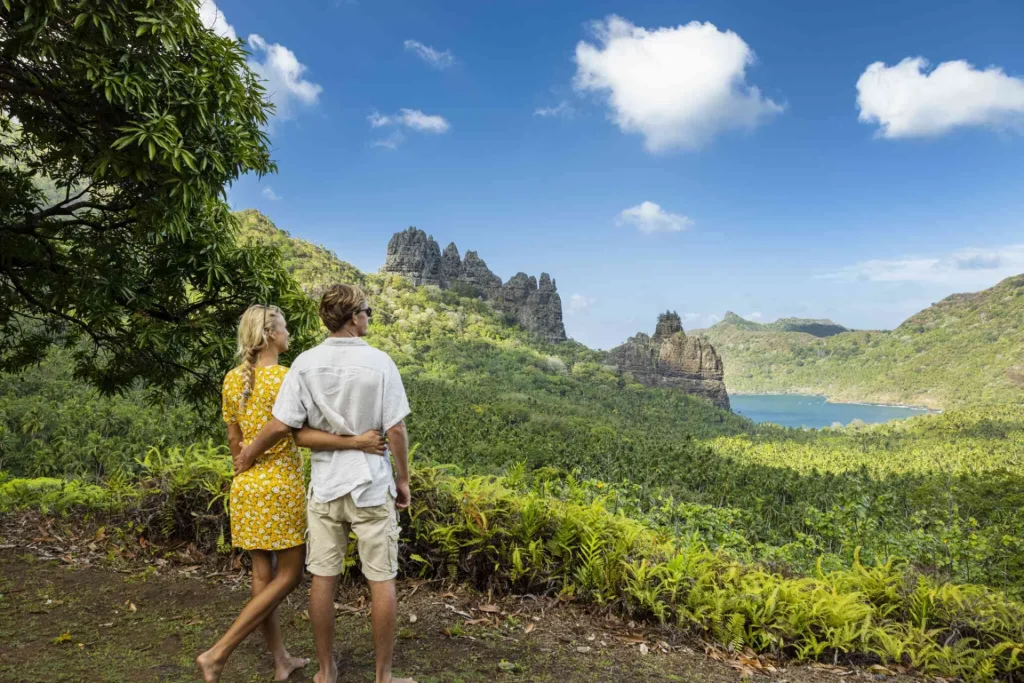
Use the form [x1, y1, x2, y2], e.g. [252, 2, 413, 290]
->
[274, 654, 309, 681]
[388, 678, 418, 683]
[313, 662, 338, 683]
[196, 650, 224, 683]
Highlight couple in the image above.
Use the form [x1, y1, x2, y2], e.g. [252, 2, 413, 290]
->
[197, 284, 416, 683]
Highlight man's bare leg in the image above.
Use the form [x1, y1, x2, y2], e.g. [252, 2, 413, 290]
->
[250, 551, 309, 680]
[368, 578, 416, 683]
[309, 573, 340, 683]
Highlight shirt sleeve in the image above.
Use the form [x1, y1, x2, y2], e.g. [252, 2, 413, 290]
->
[272, 367, 310, 429]
[222, 371, 239, 424]
[381, 357, 411, 432]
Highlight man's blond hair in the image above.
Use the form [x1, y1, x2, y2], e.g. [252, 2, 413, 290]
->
[319, 284, 366, 332]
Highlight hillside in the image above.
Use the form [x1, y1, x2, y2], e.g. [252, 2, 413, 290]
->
[694, 278, 1024, 408]
[235, 209, 366, 294]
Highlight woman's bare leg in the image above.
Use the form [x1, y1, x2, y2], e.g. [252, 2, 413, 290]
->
[196, 545, 307, 683]
[250, 550, 309, 680]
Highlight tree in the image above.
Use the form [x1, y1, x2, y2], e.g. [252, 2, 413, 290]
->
[0, 0, 319, 404]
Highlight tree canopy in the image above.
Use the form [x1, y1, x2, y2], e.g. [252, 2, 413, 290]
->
[0, 0, 318, 403]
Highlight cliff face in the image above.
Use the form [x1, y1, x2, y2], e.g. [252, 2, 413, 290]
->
[381, 228, 566, 343]
[609, 312, 730, 410]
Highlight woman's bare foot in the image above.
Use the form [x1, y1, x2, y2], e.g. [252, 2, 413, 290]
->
[196, 650, 225, 683]
[274, 654, 309, 681]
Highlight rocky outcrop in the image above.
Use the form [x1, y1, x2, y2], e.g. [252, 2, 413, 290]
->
[383, 228, 444, 287]
[608, 312, 730, 410]
[381, 228, 567, 342]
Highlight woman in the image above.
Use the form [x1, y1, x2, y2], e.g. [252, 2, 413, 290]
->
[197, 304, 387, 683]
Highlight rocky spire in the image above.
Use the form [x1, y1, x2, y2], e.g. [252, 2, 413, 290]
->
[607, 314, 729, 410]
[441, 242, 462, 284]
[380, 230, 567, 342]
[653, 311, 683, 343]
[382, 228, 444, 287]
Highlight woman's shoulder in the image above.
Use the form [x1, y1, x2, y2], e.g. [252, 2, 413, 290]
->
[223, 366, 244, 385]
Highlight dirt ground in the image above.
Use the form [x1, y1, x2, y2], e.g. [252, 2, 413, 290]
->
[0, 513, 921, 683]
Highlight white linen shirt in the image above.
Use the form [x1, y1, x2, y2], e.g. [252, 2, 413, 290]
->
[272, 337, 411, 507]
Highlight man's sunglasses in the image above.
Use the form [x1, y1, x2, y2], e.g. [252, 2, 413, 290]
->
[357, 307, 373, 318]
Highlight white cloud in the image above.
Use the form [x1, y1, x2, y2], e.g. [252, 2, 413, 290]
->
[261, 187, 281, 201]
[747, 312, 763, 320]
[199, 0, 236, 41]
[569, 294, 595, 312]
[616, 201, 693, 234]
[821, 244, 1024, 286]
[247, 35, 323, 121]
[398, 109, 450, 133]
[368, 109, 451, 136]
[197, 3, 321, 124]
[370, 131, 405, 150]
[573, 16, 783, 152]
[857, 57, 1024, 138]
[534, 101, 575, 119]
[682, 313, 702, 323]
[404, 40, 456, 70]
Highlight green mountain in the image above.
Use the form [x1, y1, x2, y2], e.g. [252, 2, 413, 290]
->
[235, 208, 365, 293]
[713, 312, 849, 337]
[696, 278, 1024, 408]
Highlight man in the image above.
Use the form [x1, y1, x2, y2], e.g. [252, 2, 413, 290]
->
[237, 284, 415, 683]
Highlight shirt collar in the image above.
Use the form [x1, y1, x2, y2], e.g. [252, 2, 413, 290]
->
[322, 336, 369, 347]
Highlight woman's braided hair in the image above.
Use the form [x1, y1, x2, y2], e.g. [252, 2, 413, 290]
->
[235, 304, 284, 414]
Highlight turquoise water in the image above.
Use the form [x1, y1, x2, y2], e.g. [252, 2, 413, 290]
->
[731, 394, 935, 429]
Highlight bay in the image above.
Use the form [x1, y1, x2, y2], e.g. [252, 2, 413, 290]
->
[731, 394, 935, 429]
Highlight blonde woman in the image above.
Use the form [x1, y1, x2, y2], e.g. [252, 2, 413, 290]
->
[198, 304, 387, 683]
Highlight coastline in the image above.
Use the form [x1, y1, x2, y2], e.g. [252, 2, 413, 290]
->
[729, 391, 943, 414]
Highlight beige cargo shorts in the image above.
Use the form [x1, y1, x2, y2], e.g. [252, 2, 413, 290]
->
[305, 492, 400, 581]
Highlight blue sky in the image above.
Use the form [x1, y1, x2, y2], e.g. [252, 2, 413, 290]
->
[204, 0, 1024, 350]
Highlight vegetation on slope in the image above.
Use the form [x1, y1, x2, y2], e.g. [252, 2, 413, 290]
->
[4, 210, 1024, 678]
[695, 279, 1024, 408]
[5, 448, 1024, 681]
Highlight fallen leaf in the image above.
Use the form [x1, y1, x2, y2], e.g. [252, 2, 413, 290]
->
[524, 623, 535, 634]
[478, 604, 501, 614]
[128, 602, 137, 613]
[464, 618, 491, 626]
[639, 643, 649, 655]
[576, 646, 592, 653]
[617, 635, 647, 644]
[444, 604, 472, 619]
[408, 614, 418, 624]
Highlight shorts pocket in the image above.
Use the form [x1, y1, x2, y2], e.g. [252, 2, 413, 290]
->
[387, 527, 400, 574]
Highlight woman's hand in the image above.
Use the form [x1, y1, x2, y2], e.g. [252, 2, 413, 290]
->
[354, 430, 387, 456]
[233, 443, 258, 474]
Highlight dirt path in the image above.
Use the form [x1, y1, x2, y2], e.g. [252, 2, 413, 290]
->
[0, 512, 917, 683]
[0, 552, 918, 683]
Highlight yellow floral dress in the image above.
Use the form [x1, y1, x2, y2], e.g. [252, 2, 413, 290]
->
[222, 364, 306, 551]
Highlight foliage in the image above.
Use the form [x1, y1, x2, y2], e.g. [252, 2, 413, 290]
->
[0, 347, 211, 477]
[6, 211, 1024, 596]
[6, 452, 1024, 681]
[0, 0, 319, 404]
[695, 279, 1024, 409]
[235, 209, 366, 295]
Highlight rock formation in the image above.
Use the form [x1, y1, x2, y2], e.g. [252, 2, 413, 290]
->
[608, 311, 730, 410]
[381, 228, 567, 342]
